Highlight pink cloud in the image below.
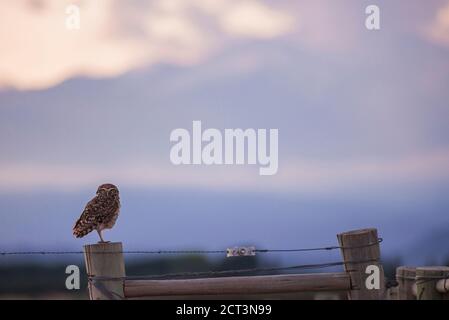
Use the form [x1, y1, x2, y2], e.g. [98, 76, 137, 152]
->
[1, 149, 449, 194]
[426, 1, 449, 48]
[0, 0, 296, 90]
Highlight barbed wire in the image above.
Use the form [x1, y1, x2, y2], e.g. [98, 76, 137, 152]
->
[89, 259, 379, 281]
[0, 238, 382, 256]
[0, 251, 84, 256]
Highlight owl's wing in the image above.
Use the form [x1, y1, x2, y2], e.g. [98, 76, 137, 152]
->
[73, 196, 104, 238]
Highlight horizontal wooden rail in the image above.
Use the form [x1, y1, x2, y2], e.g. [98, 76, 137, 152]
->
[124, 272, 351, 298]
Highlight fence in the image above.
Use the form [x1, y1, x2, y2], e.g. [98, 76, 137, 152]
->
[392, 266, 449, 300]
[82, 227, 449, 300]
[2, 226, 447, 299]
[84, 228, 389, 300]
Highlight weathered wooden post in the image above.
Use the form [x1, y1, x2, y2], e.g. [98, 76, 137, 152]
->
[337, 228, 385, 300]
[416, 266, 449, 300]
[396, 266, 416, 300]
[84, 242, 125, 300]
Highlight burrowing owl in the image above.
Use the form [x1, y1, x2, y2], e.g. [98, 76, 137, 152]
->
[73, 183, 120, 243]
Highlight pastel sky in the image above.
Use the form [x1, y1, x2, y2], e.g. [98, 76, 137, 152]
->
[1, 0, 449, 195]
[0, 1, 449, 260]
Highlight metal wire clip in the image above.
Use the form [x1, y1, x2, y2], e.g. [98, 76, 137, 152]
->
[226, 246, 256, 257]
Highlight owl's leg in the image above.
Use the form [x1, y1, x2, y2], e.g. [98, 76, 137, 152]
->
[97, 229, 109, 243]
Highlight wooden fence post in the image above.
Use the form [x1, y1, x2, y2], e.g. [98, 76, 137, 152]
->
[396, 266, 416, 300]
[84, 242, 125, 300]
[416, 266, 449, 300]
[337, 228, 385, 300]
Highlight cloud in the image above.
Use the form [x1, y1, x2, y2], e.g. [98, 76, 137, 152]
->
[3, 1, 448, 90]
[0, 1, 149, 90]
[0, 0, 295, 90]
[427, 1, 449, 48]
[1, 149, 449, 194]
[216, 1, 294, 38]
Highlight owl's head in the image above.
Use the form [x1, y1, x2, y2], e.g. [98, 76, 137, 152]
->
[97, 183, 119, 197]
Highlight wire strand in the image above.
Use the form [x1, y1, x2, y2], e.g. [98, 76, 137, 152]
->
[89, 259, 379, 281]
[0, 238, 382, 256]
